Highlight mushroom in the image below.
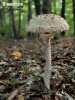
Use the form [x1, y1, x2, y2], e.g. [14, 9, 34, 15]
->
[26, 14, 69, 90]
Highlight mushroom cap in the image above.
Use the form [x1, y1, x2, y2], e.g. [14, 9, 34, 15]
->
[26, 14, 69, 33]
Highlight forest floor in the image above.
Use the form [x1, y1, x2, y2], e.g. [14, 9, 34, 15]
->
[0, 37, 75, 100]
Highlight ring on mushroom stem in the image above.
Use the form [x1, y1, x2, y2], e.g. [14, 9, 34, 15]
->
[26, 14, 69, 90]
[40, 33, 55, 39]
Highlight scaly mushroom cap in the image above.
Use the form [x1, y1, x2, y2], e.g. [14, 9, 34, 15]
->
[26, 14, 69, 33]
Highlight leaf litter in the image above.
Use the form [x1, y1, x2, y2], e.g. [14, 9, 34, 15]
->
[0, 37, 75, 100]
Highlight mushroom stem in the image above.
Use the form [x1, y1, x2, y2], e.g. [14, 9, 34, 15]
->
[44, 38, 52, 90]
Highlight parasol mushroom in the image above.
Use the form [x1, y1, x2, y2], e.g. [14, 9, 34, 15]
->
[26, 14, 69, 90]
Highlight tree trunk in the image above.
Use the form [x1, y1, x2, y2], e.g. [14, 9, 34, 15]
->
[54, 0, 56, 14]
[18, 9, 21, 38]
[72, 0, 75, 35]
[9, 0, 18, 39]
[18, 0, 22, 38]
[28, 0, 32, 21]
[0, 9, 5, 37]
[42, 0, 52, 14]
[28, 0, 32, 37]
[61, 0, 66, 36]
[34, 0, 41, 15]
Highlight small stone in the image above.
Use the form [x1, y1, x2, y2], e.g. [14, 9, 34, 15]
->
[1, 93, 9, 99]
[0, 72, 3, 77]
[11, 72, 19, 78]
[0, 66, 4, 77]
[0, 85, 5, 93]
[68, 70, 75, 79]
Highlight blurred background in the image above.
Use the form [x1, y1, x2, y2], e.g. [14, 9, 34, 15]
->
[0, 0, 75, 39]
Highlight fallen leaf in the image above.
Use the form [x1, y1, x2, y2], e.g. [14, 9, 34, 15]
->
[62, 92, 74, 100]
[63, 43, 72, 48]
[51, 79, 57, 88]
[16, 95, 24, 100]
[11, 51, 22, 57]
[72, 79, 75, 83]
[56, 80, 64, 89]
[58, 75, 64, 81]
[62, 58, 71, 63]
[30, 97, 42, 100]
[16, 80, 26, 85]
[7, 89, 19, 100]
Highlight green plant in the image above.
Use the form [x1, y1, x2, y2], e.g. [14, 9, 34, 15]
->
[22, 65, 29, 72]
[11, 81, 16, 88]
[32, 73, 41, 82]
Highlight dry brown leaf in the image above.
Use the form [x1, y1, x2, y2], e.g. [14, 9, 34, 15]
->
[62, 58, 71, 63]
[16, 80, 26, 85]
[7, 89, 19, 100]
[0, 80, 4, 84]
[72, 79, 75, 83]
[30, 97, 42, 100]
[16, 95, 24, 100]
[63, 43, 72, 48]
[58, 75, 64, 81]
[56, 80, 64, 89]
[11, 51, 22, 57]
[51, 79, 57, 87]
[62, 92, 74, 100]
